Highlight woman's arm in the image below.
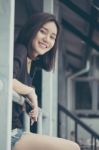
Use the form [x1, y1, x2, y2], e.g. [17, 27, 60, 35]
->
[13, 78, 38, 104]
[13, 78, 38, 121]
[13, 78, 34, 95]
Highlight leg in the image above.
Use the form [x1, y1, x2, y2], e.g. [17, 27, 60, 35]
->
[14, 133, 80, 150]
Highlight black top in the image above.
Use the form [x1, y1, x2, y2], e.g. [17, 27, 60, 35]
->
[12, 44, 33, 129]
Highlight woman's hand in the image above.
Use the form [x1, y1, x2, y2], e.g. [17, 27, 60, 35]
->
[28, 107, 38, 122]
[27, 88, 39, 122]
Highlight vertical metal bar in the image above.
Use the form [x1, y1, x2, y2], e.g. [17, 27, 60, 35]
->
[37, 109, 43, 134]
[42, 0, 58, 136]
[75, 122, 78, 142]
[91, 136, 94, 150]
[94, 138, 97, 150]
[0, 0, 15, 149]
[67, 78, 74, 138]
[23, 113, 30, 132]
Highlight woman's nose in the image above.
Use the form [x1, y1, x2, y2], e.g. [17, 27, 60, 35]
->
[43, 35, 50, 43]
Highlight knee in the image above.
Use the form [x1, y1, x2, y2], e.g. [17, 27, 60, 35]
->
[63, 139, 80, 150]
[71, 141, 80, 150]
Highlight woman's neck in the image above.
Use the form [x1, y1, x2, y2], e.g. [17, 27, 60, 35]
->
[32, 50, 39, 59]
[27, 57, 32, 73]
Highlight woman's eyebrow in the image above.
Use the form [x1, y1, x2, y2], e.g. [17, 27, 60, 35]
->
[42, 27, 57, 36]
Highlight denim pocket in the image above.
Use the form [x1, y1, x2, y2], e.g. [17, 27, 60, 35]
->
[11, 129, 23, 147]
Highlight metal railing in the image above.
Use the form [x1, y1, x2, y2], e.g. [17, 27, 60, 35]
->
[13, 91, 31, 131]
[58, 104, 99, 150]
[13, 91, 42, 133]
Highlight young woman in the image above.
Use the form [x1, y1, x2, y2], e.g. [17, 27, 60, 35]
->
[12, 12, 80, 150]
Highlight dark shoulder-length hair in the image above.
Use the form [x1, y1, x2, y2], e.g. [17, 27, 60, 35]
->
[16, 12, 60, 71]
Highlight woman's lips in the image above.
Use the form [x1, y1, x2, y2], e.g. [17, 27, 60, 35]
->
[39, 42, 48, 49]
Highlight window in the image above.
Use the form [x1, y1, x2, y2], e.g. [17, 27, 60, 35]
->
[74, 78, 99, 116]
[75, 81, 92, 109]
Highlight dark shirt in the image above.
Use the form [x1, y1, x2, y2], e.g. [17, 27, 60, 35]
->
[12, 44, 33, 129]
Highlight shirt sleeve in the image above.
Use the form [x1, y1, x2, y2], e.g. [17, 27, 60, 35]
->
[13, 44, 27, 79]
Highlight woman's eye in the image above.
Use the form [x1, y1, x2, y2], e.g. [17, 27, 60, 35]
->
[40, 29, 46, 34]
[50, 36, 56, 40]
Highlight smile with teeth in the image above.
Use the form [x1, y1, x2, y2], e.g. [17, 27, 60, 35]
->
[39, 42, 48, 49]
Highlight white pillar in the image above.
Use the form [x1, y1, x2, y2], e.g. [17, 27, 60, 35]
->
[41, 0, 58, 136]
[43, 0, 54, 13]
[0, 0, 15, 149]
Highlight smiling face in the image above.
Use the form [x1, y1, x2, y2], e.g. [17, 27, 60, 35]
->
[30, 21, 57, 58]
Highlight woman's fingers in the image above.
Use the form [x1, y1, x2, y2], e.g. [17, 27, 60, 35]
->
[28, 107, 38, 122]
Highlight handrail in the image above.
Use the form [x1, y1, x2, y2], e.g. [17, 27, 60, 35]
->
[13, 91, 31, 131]
[12, 91, 42, 132]
[13, 91, 41, 113]
[58, 104, 99, 139]
[13, 90, 25, 105]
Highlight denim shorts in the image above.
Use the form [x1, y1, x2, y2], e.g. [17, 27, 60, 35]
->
[11, 128, 23, 148]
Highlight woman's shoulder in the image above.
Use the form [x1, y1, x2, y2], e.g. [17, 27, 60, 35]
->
[14, 43, 27, 52]
[14, 43, 27, 57]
